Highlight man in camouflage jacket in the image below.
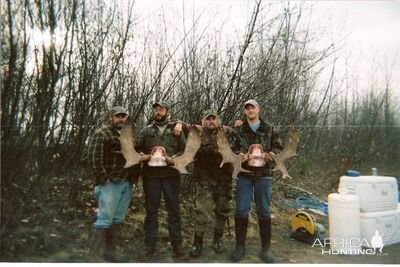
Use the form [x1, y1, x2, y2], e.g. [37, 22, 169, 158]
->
[187, 110, 241, 258]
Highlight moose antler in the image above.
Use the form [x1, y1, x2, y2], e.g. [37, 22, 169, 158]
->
[217, 126, 250, 179]
[271, 127, 300, 179]
[120, 124, 142, 168]
[172, 125, 202, 174]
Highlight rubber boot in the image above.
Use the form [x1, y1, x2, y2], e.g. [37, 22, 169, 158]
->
[189, 232, 204, 258]
[231, 218, 248, 262]
[259, 218, 274, 263]
[103, 224, 129, 262]
[87, 228, 106, 261]
[171, 242, 186, 259]
[212, 229, 224, 253]
[139, 246, 156, 262]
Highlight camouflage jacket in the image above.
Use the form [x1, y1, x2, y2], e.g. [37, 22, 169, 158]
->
[237, 119, 283, 177]
[87, 124, 129, 185]
[193, 126, 241, 181]
[136, 121, 185, 177]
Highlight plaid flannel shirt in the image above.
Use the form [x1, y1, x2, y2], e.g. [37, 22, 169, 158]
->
[88, 124, 128, 185]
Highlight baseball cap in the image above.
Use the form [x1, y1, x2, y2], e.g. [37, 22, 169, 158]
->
[202, 109, 219, 119]
[152, 101, 170, 110]
[244, 99, 259, 109]
[110, 106, 128, 116]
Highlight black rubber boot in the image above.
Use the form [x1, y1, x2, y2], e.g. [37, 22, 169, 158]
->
[212, 229, 224, 253]
[103, 224, 129, 262]
[231, 218, 248, 262]
[189, 232, 204, 258]
[139, 246, 156, 262]
[88, 228, 106, 261]
[259, 218, 274, 263]
[171, 242, 186, 259]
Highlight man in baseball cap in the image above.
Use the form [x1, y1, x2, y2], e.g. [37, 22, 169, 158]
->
[110, 106, 129, 116]
[231, 99, 282, 263]
[87, 105, 132, 262]
[135, 100, 186, 259]
[244, 99, 259, 109]
[152, 101, 170, 111]
[201, 109, 219, 128]
[188, 109, 241, 258]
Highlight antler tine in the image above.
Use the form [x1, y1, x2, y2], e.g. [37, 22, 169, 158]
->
[120, 124, 142, 168]
[271, 127, 300, 179]
[217, 126, 250, 179]
[172, 125, 202, 174]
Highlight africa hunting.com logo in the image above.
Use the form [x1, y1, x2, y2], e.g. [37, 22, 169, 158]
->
[312, 230, 388, 256]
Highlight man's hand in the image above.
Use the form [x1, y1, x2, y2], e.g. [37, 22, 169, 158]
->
[234, 120, 243, 127]
[96, 176, 111, 185]
[173, 122, 183, 136]
[264, 152, 275, 163]
[132, 184, 144, 198]
[165, 156, 174, 165]
[139, 152, 151, 162]
[240, 152, 249, 163]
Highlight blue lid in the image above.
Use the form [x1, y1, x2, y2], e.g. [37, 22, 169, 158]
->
[346, 170, 361, 177]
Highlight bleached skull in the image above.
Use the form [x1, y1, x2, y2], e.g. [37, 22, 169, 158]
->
[148, 146, 167, 167]
[247, 144, 266, 167]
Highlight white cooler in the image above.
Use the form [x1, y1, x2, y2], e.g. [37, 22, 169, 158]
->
[360, 204, 400, 247]
[339, 175, 398, 212]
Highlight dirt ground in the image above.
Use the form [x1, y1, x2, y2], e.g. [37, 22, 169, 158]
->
[1, 174, 399, 264]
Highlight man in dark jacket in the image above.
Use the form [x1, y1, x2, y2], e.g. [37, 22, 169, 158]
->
[87, 106, 135, 262]
[231, 99, 282, 263]
[135, 101, 186, 259]
[189, 110, 241, 258]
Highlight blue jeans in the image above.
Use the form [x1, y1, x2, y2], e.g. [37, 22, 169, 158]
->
[235, 175, 272, 220]
[143, 175, 182, 248]
[93, 180, 132, 229]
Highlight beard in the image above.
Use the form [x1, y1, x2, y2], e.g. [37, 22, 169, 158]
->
[154, 113, 168, 122]
[112, 121, 125, 129]
[203, 119, 220, 131]
[205, 123, 218, 130]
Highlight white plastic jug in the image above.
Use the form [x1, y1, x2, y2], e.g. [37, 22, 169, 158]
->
[328, 193, 361, 255]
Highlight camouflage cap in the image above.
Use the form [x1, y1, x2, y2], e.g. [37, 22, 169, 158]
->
[244, 99, 259, 109]
[110, 106, 128, 116]
[202, 109, 219, 119]
[152, 101, 170, 110]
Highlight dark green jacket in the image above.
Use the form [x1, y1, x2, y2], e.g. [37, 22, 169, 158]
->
[237, 119, 283, 177]
[136, 121, 185, 177]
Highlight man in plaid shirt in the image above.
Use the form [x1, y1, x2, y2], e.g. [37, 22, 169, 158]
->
[87, 106, 135, 262]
